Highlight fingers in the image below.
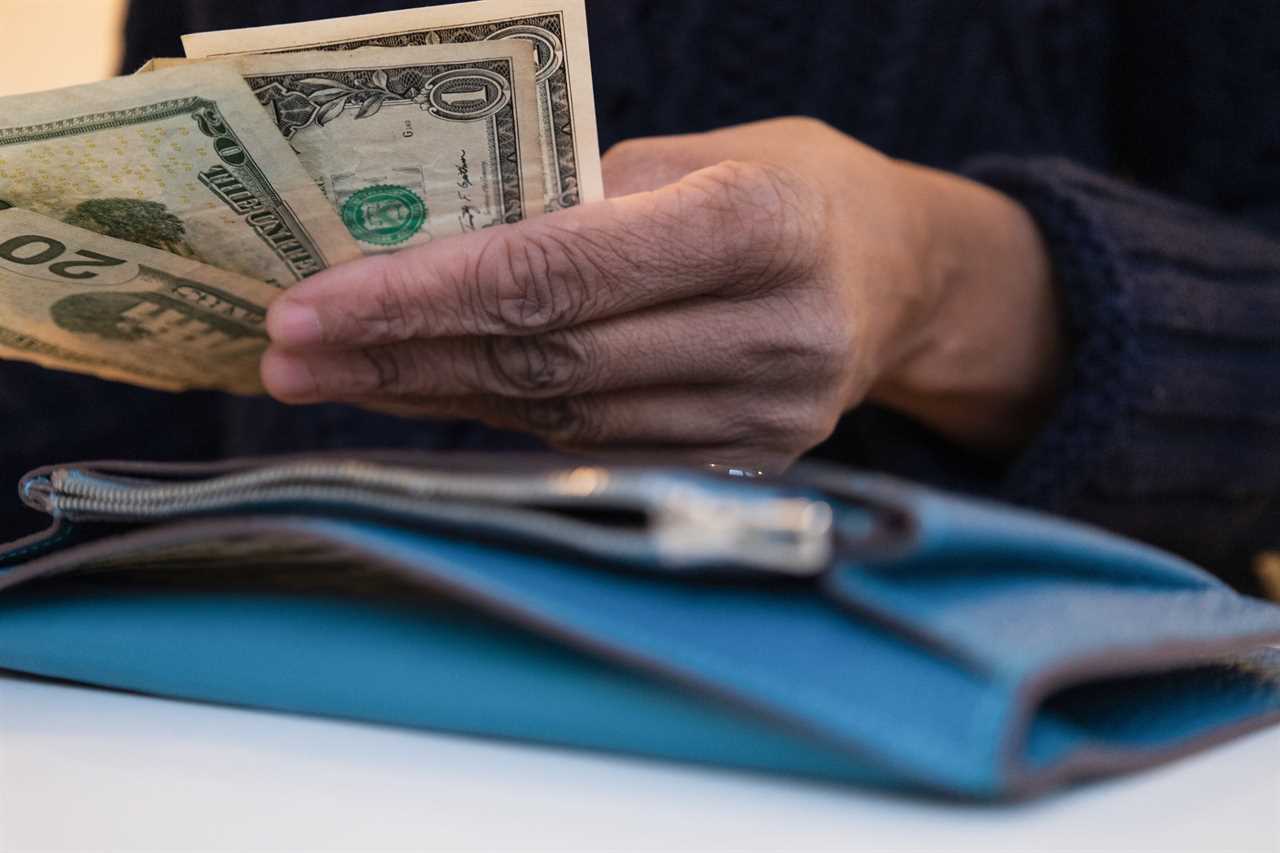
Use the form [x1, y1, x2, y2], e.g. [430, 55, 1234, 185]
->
[352, 385, 809, 470]
[266, 160, 817, 351]
[260, 365, 829, 472]
[262, 298, 784, 404]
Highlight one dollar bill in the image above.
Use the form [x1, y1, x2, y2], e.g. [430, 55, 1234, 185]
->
[236, 43, 546, 251]
[182, 0, 604, 213]
[0, 205, 280, 394]
[139, 44, 547, 250]
[0, 63, 362, 289]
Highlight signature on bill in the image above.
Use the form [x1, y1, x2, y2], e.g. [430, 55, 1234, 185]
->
[456, 149, 478, 232]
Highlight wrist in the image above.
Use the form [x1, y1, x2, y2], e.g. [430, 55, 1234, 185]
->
[869, 161, 1065, 454]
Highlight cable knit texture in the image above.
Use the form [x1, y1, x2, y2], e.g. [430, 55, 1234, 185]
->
[0, 0, 1270, 591]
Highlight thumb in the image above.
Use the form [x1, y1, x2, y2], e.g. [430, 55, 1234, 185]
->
[602, 135, 717, 197]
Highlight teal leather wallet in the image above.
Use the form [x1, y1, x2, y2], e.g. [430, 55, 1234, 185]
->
[1, 453, 1278, 799]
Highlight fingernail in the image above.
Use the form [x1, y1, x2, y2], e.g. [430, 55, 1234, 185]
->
[267, 300, 323, 347]
[260, 349, 318, 401]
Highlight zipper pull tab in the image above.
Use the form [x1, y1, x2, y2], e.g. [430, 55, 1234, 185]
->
[652, 483, 834, 576]
[21, 475, 56, 515]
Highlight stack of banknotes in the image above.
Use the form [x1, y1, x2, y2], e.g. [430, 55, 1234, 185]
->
[0, 0, 602, 394]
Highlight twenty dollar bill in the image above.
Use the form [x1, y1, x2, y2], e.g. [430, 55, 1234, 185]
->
[182, 0, 604, 213]
[0, 64, 362, 288]
[0, 205, 279, 394]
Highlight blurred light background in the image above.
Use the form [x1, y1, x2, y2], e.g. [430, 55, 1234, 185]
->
[0, 0, 126, 97]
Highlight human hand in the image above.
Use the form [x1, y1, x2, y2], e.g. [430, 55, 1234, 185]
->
[262, 118, 1062, 469]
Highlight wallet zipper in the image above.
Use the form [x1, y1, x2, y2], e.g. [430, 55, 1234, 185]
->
[30, 462, 835, 576]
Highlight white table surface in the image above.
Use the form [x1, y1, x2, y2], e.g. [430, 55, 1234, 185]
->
[1, 672, 1277, 853]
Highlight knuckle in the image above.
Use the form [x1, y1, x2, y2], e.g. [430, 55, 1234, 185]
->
[808, 312, 857, 372]
[513, 397, 601, 446]
[742, 296, 854, 381]
[356, 346, 414, 394]
[471, 230, 596, 336]
[735, 394, 836, 457]
[747, 406, 799, 444]
[351, 257, 431, 343]
[679, 160, 821, 288]
[829, 315, 859, 362]
[695, 160, 805, 218]
[482, 330, 592, 398]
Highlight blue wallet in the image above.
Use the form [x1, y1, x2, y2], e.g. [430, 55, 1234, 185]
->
[1, 453, 1278, 799]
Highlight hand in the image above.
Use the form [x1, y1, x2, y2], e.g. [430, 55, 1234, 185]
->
[262, 118, 1062, 470]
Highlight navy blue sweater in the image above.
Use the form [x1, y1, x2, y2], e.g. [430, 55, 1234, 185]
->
[7, 0, 1277, 591]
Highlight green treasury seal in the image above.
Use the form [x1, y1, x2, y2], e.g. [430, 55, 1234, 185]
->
[341, 185, 428, 247]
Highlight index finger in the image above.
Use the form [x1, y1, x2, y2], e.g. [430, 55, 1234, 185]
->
[266, 161, 810, 350]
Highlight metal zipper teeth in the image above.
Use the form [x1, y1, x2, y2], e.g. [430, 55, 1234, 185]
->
[52, 482, 660, 564]
[47, 463, 835, 575]
[49, 462, 633, 512]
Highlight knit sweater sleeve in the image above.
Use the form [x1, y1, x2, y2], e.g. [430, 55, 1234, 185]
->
[952, 158, 1280, 594]
[829, 4, 1280, 595]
